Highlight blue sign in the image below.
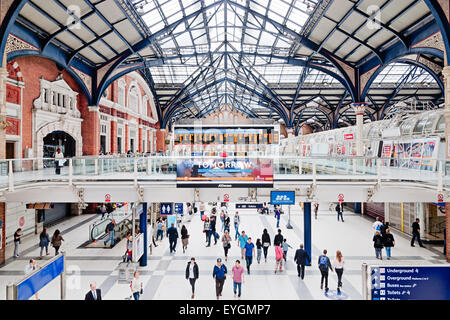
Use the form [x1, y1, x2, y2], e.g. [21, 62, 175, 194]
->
[371, 266, 450, 300]
[236, 203, 263, 209]
[174, 203, 183, 215]
[17, 255, 64, 300]
[160, 203, 173, 215]
[270, 191, 295, 205]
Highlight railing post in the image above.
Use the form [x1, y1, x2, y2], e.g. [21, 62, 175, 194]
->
[8, 160, 14, 192]
[298, 159, 302, 175]
[94, 159, 98, 175]
[69, 159, 73, 186]
[312, 159, 316, 185]
[352, 159, 356, 174]
[60, 252, 66, 300]
[134, 158, 138, 186]
[147, 158, 151, 175]
[362, 263, 369, 300]
[6, 283, 14, 300]
[438, 160, 443, 191]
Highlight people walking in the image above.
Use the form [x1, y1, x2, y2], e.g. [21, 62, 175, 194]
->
[185, 258, 199, 299]
[281, 238, 292, 262]
[238, 231, 249, 259]
[39, 227, 50, 259]
[207, 215, 218, 246]
[411, 218, 425, 247]
[156, 218, 164, 242]
[318, 249, 333, 292]
[104, 220, 115, 248]
[313, 202, 319, 219]
[54, 148, 64, 175]
[130, 271, 143, 300]
[383, 228, 395, 259]
[181, 225, 189, 253]
[167, 223, 179, 253]
[274, 229, 283, 246]
[256, 239, 262, 264]
[332, 250, 344, 293]
[373, 230, 384, 260]
[13, 228, 22, 258]
[220, 210, 225, 232]
[203, 217, 210, 243]
[223, 213, 230, 233]
[85, 282, 102, 300]
[294, 244, 310, 279]
[213, 258, 228, 299]
[244, 237, 255, 274]
[274, 206, 281, 228]
[274, 243, 284, 273]
[234, 212, 240, 240]
[262, 229, 271, 262]
[100, 204, 107, 219]
[372, 217, 383, 234]
[232, 260, 245, 299]
[221, 230, 232, 261]
[335, 202, 344, 222]
[51, 229, 64, 255]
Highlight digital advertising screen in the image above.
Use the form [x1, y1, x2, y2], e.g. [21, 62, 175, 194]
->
[176, 158, 273, 188]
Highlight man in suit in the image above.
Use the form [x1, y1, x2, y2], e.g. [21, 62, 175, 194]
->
[335, 202, 344, 222]
[167, 223, 179, 253]
[294, 244, 310, 279]
[85, 282, 102, 300]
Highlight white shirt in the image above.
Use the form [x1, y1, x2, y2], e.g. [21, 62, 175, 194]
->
[372, 221, 383, 233]
[332, 258, 344, 269]
[24, 264, 36, 275]
[189, 264, 195, 279]
[54, 152, 64, 159]
[131, 278, 141, 293]
[91, 290, 97, 300]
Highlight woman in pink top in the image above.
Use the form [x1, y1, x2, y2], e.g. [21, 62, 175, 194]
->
[274, 243, 284, 273]
[232, 260, 245, 299]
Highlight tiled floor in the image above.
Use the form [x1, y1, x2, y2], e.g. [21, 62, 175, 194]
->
[0, 203, 445, 300]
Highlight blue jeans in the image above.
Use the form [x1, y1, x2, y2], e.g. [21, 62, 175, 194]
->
[375, 248, 382, 259]
[105, 230, 114, 246]
[133, 292, 140, 300]
[156, 229, 163, 241]
[276, 217, 280, 228]
[233, 282, 242, 297]
[245, 256, 253, 273]
[385, 246, 391, 258]
[208, 231, 217, 246]
[257, 248, 262, 263]
[234, 224, 239, 240]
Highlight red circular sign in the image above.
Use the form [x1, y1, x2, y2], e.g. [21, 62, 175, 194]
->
[438, 193, 444, 202]
[105, 194, 111, 202]
[338, 194, 344, 202]
[224, 194, 230, 202]
[19, 216, 25, 227]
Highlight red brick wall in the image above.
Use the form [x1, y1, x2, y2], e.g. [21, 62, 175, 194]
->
[15, 56, 89, 156]
[81, 109, 100, 155]
[156, 129, 166, 153]
[138, 127, 143, 152]
[110, 120, 117, 154]
[0, 202, 5, 265]
[125, 124, 129, 152]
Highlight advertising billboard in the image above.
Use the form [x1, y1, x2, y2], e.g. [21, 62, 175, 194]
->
[176, 158, 273, 188]
[270, 190, 295, 205]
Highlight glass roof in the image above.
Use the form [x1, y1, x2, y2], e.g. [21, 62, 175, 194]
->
[373, 62, 437, 86]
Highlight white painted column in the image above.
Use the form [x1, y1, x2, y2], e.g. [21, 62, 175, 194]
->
[351, 102, 367, 157]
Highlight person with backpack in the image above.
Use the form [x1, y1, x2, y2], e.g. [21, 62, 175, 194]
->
[372, 217, 383, 234]
[261, 229, 271, 262]
[213, 258, 228, 300]
[256, 239, 263, 264]
[238, 231, 249, 259]
[104, 220, 115, 248]
[313, 202, 319, 219]
[332, 250, 344, 294]
[335, 202, 344, 222]
[274, 243, 284, 273]
[181, 225, 189, 254]
[38, 227, 50, 259]
[318, 249, 333, 292]
[294, 244, 310, 279]
[383, 228, 395, 259]
[221, 230, 232, 261]
[373, 230, 384, 260]
[274, 229, 283, 246]
[203, 217, 210, 244]
[233, 212, 240, 240]
[51, 229, 64, 255]
[243, 237, 255, 274]
[185, 257, 199, 299]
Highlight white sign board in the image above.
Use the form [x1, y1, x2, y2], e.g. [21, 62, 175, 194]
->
[132, 233, 144, 262]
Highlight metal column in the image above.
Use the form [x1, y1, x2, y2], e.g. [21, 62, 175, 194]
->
[303, 202, 311, 266]
[140, 202, 148, 267]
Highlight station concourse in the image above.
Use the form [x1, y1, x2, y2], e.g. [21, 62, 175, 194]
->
[0, 0, 449, 301]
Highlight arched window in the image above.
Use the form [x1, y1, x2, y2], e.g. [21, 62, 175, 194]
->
[118, 79, 126, 106]
[128, 86, 139, 113]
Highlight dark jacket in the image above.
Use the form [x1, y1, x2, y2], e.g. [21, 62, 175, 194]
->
[181, 228, 188, 239]
[85, 289, 102, 300]
[412, 222, 420, 234]
[318, 255, 333, 272]
[213, 264, 227, 280]
[210, 219, 216, 232]
[167, 227, 179, 241]
[373, 234, 384, 248]
[383, 233, 395, 247]
[294, 249, 310, 265]
[274, 234, 283, 246]
[185, 262, 199, 279]
[262, 233, 271, 246]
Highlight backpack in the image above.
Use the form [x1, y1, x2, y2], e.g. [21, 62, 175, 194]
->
[319, 255, 328, 270]
[375, 236, 383, 247]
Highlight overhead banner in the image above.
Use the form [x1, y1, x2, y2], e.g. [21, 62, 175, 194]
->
[270, 190, 295, 205]
[176, 158, 273, 188]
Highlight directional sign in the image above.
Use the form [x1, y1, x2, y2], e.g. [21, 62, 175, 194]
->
[270, 190, 295, 205]
[174, 203, 183, 215]
[370, 266, 450, 300]
[160, 203, 173, 215]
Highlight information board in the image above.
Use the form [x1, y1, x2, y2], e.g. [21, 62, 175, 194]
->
[133, 233, 144, 262]
[17, 254, 64, 300]
[236, 203, 263, 209]
[270, 190, 295, 205]
[370, 266, 450, 300]
[160, 203, 173, 215]
[174, 203, 183, 215]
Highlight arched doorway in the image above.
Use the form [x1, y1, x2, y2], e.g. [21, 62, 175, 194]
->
[43, 131, 76, 158]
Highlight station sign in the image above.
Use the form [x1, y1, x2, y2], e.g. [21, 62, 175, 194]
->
[160, 203, 173, 215]
[344, 134, 354, 140]
[370, 266, 450, 300]
[270, 190, 295, 205]
[338, 194, 344, 202]
[174, 203, 183, 215]
[236, 203, 263, 209]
